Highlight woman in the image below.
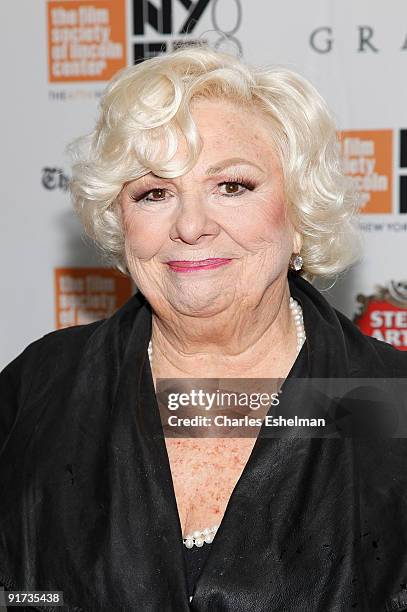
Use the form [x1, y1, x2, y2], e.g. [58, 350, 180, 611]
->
[1, 45, 407, 611]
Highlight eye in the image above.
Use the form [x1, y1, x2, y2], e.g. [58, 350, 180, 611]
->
[218, 179, 256, 197]
[128, 177, 257, 205]
[130, 188, 170, 203]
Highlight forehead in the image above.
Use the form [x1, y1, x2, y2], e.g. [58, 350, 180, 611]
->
[178, 97, 280, 169]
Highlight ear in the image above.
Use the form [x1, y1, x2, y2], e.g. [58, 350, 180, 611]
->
[292, 230, 303, 254]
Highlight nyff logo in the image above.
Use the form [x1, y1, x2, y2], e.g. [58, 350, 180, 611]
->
[132, 0, 242, 62]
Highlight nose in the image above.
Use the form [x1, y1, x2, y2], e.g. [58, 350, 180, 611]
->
[169, 195, 219, 245]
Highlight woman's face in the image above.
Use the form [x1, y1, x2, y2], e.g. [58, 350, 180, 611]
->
[119, 98, 302, 315]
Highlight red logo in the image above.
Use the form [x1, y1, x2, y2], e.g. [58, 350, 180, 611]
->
[353, 281, 407, 350]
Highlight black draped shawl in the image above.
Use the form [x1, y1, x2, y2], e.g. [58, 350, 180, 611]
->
[1, 272, 407, 611]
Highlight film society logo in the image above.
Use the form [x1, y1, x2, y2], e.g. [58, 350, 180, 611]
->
[55, 268, 133, 328]
[353, 280, 407, 350]
[338, 130, 392, 214]
[47, 0, 126, 82]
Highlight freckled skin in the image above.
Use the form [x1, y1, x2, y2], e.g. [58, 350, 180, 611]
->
[119, 98, 303, 536]
[165, 437, 256, 536]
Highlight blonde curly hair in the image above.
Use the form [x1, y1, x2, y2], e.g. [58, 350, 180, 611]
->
[67, 43, 363, 282]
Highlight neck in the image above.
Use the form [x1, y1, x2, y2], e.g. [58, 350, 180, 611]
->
[148, 277, 302, 379]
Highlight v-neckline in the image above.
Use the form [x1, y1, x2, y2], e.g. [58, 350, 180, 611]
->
[107, 273, 354, 608]
[143, 294, 310, 603]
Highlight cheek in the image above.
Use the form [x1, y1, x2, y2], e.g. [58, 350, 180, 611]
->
[225, 194, 290, 248]
[261, 199, 294, 259]
[262, 196, 288, 232]
[122, 208, 167, 259]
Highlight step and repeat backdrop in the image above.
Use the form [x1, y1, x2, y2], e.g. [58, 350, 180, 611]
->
[1, 0, 406, 368]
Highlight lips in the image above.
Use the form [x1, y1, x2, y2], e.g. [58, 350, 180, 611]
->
[166, 258, 233, 272]
[167, 258, 231, 267]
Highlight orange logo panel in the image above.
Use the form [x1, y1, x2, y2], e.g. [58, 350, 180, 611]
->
[338, 130, 393, 214]
[55, 267, 133, 329]
[47, 0, 126, 82]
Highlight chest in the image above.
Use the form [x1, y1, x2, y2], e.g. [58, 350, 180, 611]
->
[164, 437, 257, 538]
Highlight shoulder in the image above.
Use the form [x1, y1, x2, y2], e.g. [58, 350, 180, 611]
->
[333, 307, 407, 376]
[34, 318, 106, 355]
[1, 319, 106, 380]
[290, 273, 407, 376]
[0, 320, 106, 451]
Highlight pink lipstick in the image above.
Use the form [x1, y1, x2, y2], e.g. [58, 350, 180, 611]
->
[166, 258, 233, 273]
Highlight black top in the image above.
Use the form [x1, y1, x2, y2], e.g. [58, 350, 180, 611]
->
[182, 329, 309, 603]
[183, 542, 213, 599]
[1, 271, 407, 611]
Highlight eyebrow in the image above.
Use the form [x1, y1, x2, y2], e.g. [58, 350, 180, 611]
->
[137, 157, 265, 183]
[205, 157, 265, 176]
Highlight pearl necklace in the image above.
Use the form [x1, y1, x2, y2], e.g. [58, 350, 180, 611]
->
[147, 296, 306, 547]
